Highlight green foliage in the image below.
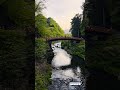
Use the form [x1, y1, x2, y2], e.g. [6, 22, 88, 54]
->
[35, 63, 51, 90]
[70, 41, 85, 59]
[86, 34, 120, 76]
[0, 0, 34, 29]
[61, 40, 85, 75]
[0, 30, 34, 89]
[70, 14, 82, 37]
[35, 14, 52, 37]
[48, 17, 65, 37]
[61, 40, 85, 59]
[65, 34, 72, 37]
[35, 38, 48, 62]
[0, 30, 26, 77]
[83, 0, 120, 30]
[35, 4, 65, 89]
[35, 14, 65, 38]
[35, 38, 52, 90]
[8, 0, 34, 28]
[80, 16, 89, 35]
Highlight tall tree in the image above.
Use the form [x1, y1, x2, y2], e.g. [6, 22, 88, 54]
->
[84, 0, 111, 28]
[70, 14, 82, 37]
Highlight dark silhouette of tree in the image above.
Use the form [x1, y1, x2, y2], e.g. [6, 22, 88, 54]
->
[83, 0, 111, 28]
[0, 0, 35, 90]
[70, 14, 82, 37]
[83, 0, 120, 90]
[0, 0, 34, 29]
[35, 0, 46, 15]
[107, 0, 120, 30]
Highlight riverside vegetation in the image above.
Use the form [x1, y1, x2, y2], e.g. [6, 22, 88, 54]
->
[35, 13, 65, 90]
[35, 13, 85, 89]
[0, 0, 34, 89]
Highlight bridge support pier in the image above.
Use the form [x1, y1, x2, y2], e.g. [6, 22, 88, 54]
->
[48, 41, 52, 50]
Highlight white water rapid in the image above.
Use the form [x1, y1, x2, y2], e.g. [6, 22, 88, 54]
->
[48, 42, 84, 90]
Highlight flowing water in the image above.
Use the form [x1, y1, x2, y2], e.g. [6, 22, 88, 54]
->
[48, 42, 85, 90]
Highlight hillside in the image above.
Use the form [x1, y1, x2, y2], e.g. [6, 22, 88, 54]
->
[35, 14, 64, 38]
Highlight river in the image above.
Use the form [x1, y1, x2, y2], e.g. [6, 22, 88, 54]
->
[48, 42, 85, 90]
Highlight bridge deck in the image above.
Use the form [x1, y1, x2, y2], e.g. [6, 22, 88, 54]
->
[46, 37, 84, 42]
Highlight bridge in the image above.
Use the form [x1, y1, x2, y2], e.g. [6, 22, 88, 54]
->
[46, 37, 84, 42]
[46, 37, 84, 49]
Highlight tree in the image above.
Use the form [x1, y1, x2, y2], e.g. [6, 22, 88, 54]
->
[83, 0, 111, 28]
[35, 0, 46, 15]
[70, 14, 82, 37]
[0, 0, 34, 29]
[106, 0, 120, 30]
[35, 14, 64, 38]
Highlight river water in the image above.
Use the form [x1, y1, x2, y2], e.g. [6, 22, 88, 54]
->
[48, 42, 85, 90]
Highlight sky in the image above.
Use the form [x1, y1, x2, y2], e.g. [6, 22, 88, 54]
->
[36, 0, 85, 33]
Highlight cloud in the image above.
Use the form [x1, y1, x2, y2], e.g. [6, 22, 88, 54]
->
[36, 0, 85, 33]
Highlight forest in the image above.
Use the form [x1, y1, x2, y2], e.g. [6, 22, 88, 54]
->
[35, 8, 85, 90]
[36, 0, 120, 89]
[35, 13, 65, 90]
[0, 0, 120, 90]
[83, 0, 120, 90]
[0, 0, 35, 89]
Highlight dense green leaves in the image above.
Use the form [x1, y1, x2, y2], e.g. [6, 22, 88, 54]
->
[0, 30, 34, 89]
[35, 14, 64, 38]
[35, 63, 51, 90]
[0, 0, 34, 29]
[83, 0, 120, 76]
[83, 0, 120, 30]
[70, 14, 82, 37]
[70, 41, 85, 59]
[35, 38, 48, 62]
[0, 0, 35, 89]
[47, 17, 65, 36]
[8, 0, 34, 28]
[62, 41, 85, 59]
[86, 34, 120, 76]
[35, 37, 52, 90]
